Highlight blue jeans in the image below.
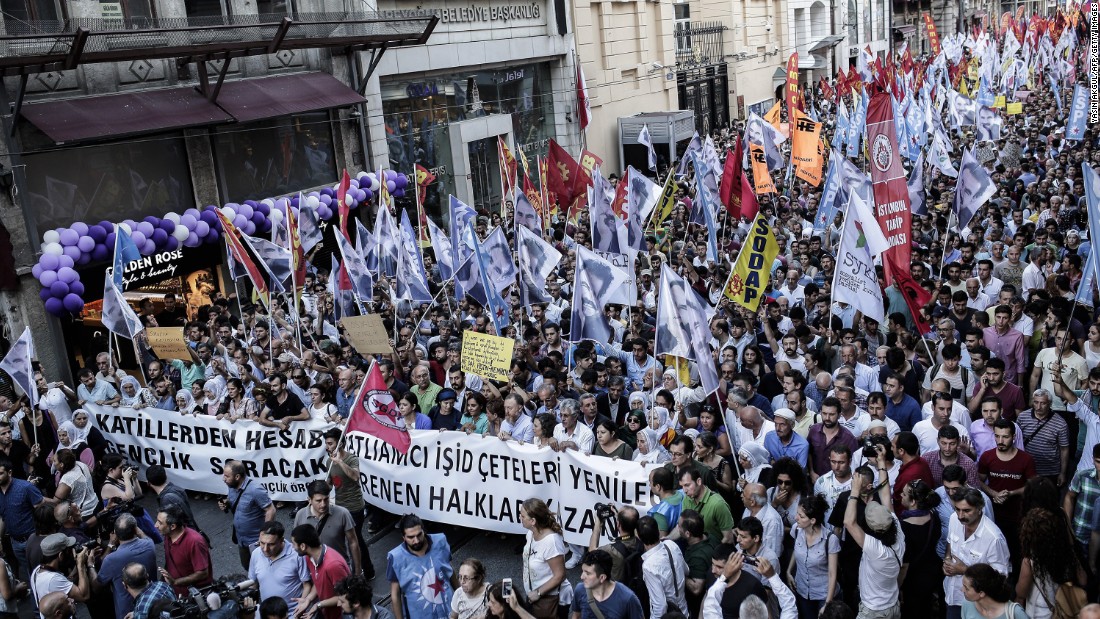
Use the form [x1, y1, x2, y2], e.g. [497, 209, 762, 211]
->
[10, 538, 27, 581]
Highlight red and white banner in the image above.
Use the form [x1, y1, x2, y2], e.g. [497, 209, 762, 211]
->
[866, 92, 911, 282]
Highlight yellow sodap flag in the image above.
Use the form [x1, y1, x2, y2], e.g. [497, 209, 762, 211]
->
[723, 214, 779, 311]
[651, 169, 677, 227]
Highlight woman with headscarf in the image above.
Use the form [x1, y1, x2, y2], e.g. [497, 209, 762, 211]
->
[632, 428, 671, 464]
[116, 376, 156, 410]
[55, 421, 96, 471]
[618, 410, 646, 449]
[647, 406, 676, 448]
[201, 376, 227, 416]
[69, 409, 108, 465]
[175, 390, 200, 415]
[737, 442, 774, 487]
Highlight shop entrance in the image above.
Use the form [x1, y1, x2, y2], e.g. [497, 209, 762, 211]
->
[467, 136, 504, 213]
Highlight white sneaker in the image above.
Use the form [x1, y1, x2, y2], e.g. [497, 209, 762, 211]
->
[565, 554, 581, 569]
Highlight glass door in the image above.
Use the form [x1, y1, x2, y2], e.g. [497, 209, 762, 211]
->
[467, 136, 503, 215]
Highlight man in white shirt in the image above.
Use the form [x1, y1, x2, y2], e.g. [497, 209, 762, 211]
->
[552, 399, 594, 454]
[942, 488, 1010, 617]
[637, 516, 688, 618]
[499, 393, 534, 444]
[843, 454, 906, 619]
[813, 444, 854, 523]
[738, 406, 775, 447]
[964, 278, 992, 311]
[913, 392, 972, 454]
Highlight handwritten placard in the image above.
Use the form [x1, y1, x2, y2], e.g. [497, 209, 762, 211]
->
[146, 327, 192, 360]
[340, 314, 393, 355]
[460, 331, 513, 382]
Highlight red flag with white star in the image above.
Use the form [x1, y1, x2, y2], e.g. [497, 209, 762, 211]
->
[346, 362, 411, 454]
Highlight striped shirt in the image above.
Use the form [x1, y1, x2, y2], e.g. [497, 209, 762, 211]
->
[1016, 409, 1069, 476]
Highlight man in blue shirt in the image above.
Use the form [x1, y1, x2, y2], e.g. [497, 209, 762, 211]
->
[883, 372, 923, 432]
[96, 514, 158, 619]
[763, 409, 810, 467]
[75, 368, 120, 407]
[570, 550, 645, 619]
[219, 461, 276, 570]
[122, 564, 175, 619]
[0, 456, 46, 578]
[387, 514, 453, 619]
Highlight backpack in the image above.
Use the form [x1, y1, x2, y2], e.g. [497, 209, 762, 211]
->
[1051, 581, 1087, 619]
[929, 363, 969, 401]
[612, 539, 648, 614]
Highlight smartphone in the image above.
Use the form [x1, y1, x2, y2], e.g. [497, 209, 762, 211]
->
[502, 578, 513, 598]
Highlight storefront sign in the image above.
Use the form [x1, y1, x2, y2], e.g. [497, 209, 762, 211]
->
[85, 245, 212, 295]
[406, 82, 439, 98]
[425, 1, 542, 25]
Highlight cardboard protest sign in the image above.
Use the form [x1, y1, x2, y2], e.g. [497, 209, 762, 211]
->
[340, 314, 392, 355]
[146, 327, 192, 360]
[460, 331, 512, 382]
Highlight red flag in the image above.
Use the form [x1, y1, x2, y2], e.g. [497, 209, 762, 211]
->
[739, 172, 759, 221]
[336, 169, 351, 237]
[285, 203, 308, 291]
[888, 260, 933, 336]
[576, 63, 591, 131]
[347, 362, 411, 454]
[609, 174, 629, 218]
[217, 210, 271, 308]
[546, 140, 589, 212]
[866, 92, 911, 284]
[785, 53, 801, 117]
[718, 137, 743, 218]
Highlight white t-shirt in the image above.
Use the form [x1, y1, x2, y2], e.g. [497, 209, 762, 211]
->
[39, 388, 72, 425]
[31, 566, 73, 613]
[450, 586, 489, 619]
[523, 531, 566, 596]
[858, 523, 905, 611]
[912, 420, 971, 454]
[60, 461, 99, 517]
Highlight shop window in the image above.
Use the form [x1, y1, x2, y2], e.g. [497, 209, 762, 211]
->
[21, 134, 195, 236]
[185, 0, 228, 20]
[212, 112, 337, 204]
[257, 0, 292, 18]
[0, 0, 64, 31]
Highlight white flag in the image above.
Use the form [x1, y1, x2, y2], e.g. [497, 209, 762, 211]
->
[638, 123, 657, 171]
[953, 148, 997, 229]
[0, 327, 37, 408]
[576, 246, 633, 306]
[832, 194, 885, 324]
[483, 227, 518, 295]
[516, 225, 562, 307]
[427, 217, 453, 280]
[590, 167, 626, 254]
[101, 275, 145, 339]
[930, 131, 959, 178]
[655, 265, 720, 395]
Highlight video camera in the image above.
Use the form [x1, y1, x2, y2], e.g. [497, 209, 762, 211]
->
[168, 577, 258, 619]
[92, 499, 145, 539]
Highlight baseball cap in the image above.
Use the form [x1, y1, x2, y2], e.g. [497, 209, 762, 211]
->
[41, 533, 77, 557]
[864, 502, 894, 533]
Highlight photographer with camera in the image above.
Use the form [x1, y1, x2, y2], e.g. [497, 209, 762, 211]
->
[155, 504, 213, 596]
[219, 460, 276, 570]
[587, 503, 640, 583]
[95, 513, 158, 619]
[29, 533, 93, 609]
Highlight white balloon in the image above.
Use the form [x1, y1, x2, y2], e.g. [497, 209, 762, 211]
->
[261, 198, 275, 207]
[43, 242, 63, 256]
[172, 227, 189, 241]
[306, 196, 320, 208]
[163, 212, 181, 224]
[269, 209, 284, 224]
[118, 223, 132, 234]
[356, 171, 369, 180]
[221, 207, 235, 218]
[43, 230, 60, 244]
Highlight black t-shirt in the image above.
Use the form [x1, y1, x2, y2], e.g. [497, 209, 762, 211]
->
[0, 441, 31, 479]
[719, 572, 768, 619]
[268, 391, 305, 421]
[827, 490, 880, 562]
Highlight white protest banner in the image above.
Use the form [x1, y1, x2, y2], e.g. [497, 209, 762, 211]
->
[86, 404, 331, 500]
[344, 430, 654, 546]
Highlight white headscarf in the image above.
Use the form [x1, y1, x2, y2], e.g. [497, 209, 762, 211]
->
[175, 390, 196, 414]
[118, 376, 146, 407]
[632, 428, 671, 464]
[60, 416, 90, 447]
[739, 443, 772, 483]
[648, 406, 673, 438]
[203, 376, 227, 408]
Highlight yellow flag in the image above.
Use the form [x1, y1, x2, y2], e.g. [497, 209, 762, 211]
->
[723, 214, 779, 311]
[764, 101, 783, 130]
[650, 169, 677, 228]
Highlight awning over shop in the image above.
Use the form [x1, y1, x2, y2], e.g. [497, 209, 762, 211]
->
[808, 34, 845, 53]
[21, 86, 232, 143]
[216, 72, 366, 123]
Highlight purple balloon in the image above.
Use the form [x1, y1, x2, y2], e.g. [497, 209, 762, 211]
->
[199, 210, 217, 226]
[63, 294, 84, 313]
[62, 246, 81, 261]
[233, 214, 247, 229]
[159, 219, 176, 233]
[50, 281, 69, 298]
[40, 254, 60, 271]
[99, 221, 115, 233]
[136, 222, 154, 237]
[45, 298, 63, 316]
[130, 231, 147, 246]
[142, 240, 156, 254]
[185, 232, 200, 247]
[319, 194, 333, 206]
[238, 204, 254, 219]
[39, 270, 58, 287]
[39, 287, 52, 302]
[244, 200, 258, 208]
[57, 266, 78, 283]
[251, 211, 266, 226]
[165, 237, 179, 251]
[75, 253, 91, 266]
[59, 255, 75, 269]
[317, 205, 333, 220]
[256, 201, 271, 215]
[180, 214, 197, 229]
[363, 188, 373, 202]
[195, 221, 210, 237]
[386, 180, 396, 193]
[70, 281, 84, 296]
[31, 263, 42, 279]
[88, 225, 107, 243]
[320, 188, 335, 198]
[91, 244, 109, 262]
[242, 221, 256, 236]
[143, 216, 160, 225]
[59, 229, 79, 246]
[151, 229, 168, 245]
[71, 222, 89, 236]
[207, 228, 221, 243]
[185, 208, 201, 219]
[76, 236, 95, 253]
[105, 232, 116, 248]
[289, 196, 300, 208]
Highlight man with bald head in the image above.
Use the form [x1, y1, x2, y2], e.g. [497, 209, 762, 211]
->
[740, 483, 783, 559]
[39, 592, 75, 619]
[738, 406, 774, 447]
[335, 368, 359, 420]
